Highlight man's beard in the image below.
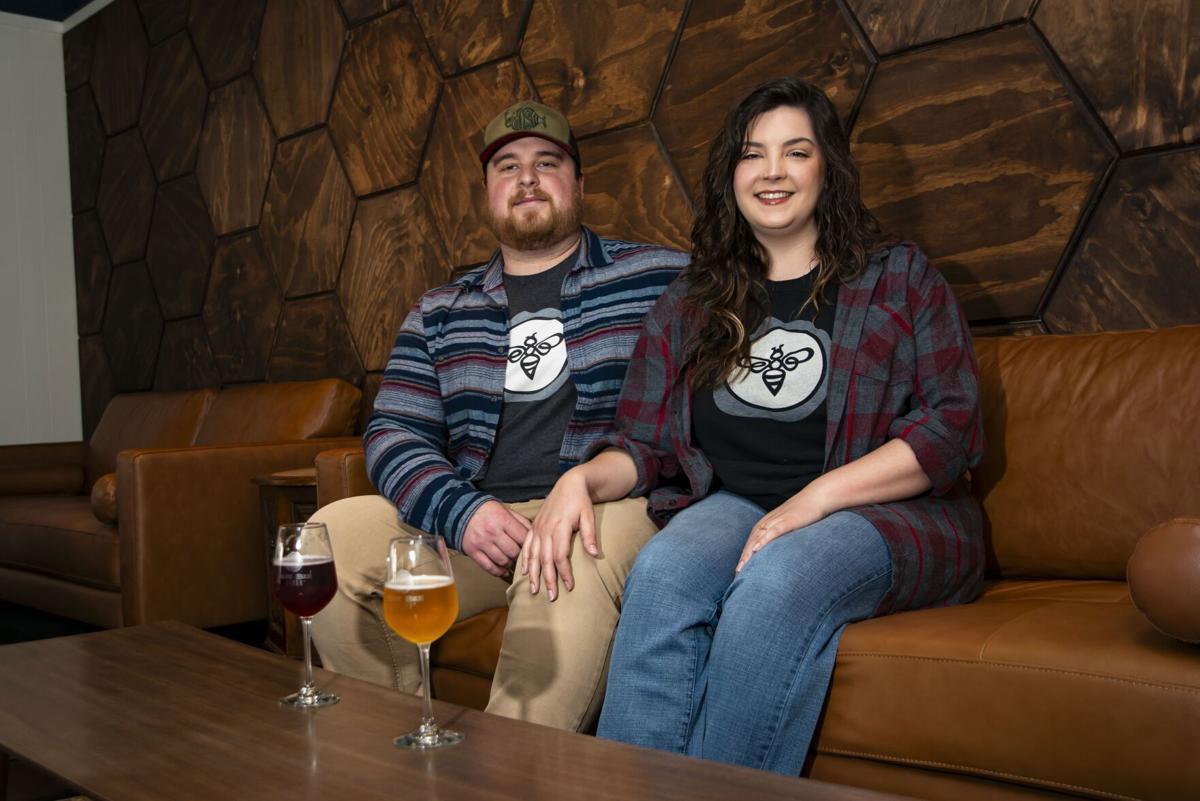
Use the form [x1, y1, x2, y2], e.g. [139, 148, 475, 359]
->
[487, 186, 583, 251]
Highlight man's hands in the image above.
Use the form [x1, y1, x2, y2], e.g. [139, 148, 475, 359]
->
[461, 500, 532, 577]
[524, 467, 599, 601]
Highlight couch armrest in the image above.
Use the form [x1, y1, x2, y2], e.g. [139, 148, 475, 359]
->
[0, 442, 86, 495]
[115, 437, 359, 628]
[315, 446, 374, 509]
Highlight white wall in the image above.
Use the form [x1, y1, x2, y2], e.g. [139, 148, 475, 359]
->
[0, 5, 110, 446]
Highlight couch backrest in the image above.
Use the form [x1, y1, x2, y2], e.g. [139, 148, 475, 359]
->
[86, 389, 217, 486]
[973, 325, 1200, 581]
[193, 378, 361, 446]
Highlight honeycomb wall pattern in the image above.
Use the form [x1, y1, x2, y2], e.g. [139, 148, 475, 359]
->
[65, 0, 1200, 436]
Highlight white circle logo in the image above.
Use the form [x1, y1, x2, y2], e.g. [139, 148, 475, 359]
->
[505, 316, 567, 397]
[714, 321, 830, 420]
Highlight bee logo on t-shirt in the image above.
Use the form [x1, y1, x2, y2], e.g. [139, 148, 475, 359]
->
[504, 309, 569, 402]
[715, 319, 830, 421]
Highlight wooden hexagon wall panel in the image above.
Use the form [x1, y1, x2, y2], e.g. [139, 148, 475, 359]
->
[420, 58, 534, 266]
[851, 26, 1110, 320]
[140, 32, 208, 182]
[79, 335, 115, 439]
[90, 0, 148, 134]
[269, 296, 363, 385]
[73, 213, 111, 337]
[67, 85, 104, 214]
[196, 76, 275, 235]
[339, 187, 451, 371]
[655, 0, 870, 192]
[338, 0, 402, 24]
[1036, 0, 1200, 152]
[97, 129, 156, 265]
[189, 0, 266, 87]
[411, 0, 530, 76]
[102, 262, 164, 391]
[155, 318, 220, 392]
[328, 6, 441, 196]
[579, 125, 692, 251]
[63, 14, 98, 90]
[204, 232, 282, 384]
[256, 0, 346, 138]
[522, 0, 686, 138]
[847, 0, 1031, 56]
[146, 176, 215, 320]
[136, 0, 190, 44]
[260, 129, 356, 298]
[1046, 149, 1200, 333]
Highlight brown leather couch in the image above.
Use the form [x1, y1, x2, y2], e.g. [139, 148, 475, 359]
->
[316, 326, 1200, 800]
[0, 379, 360, 629]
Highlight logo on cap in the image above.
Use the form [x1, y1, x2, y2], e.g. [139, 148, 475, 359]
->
[505, 106, 546, 132]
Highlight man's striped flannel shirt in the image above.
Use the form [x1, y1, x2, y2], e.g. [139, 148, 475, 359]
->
[365, 227, 688, 551]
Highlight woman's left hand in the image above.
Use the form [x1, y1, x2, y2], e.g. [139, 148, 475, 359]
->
[737, 489, 829, 573]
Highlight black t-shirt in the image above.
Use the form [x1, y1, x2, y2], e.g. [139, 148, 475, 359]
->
[691, 270, 837, 511]
[477, 252, 578, 502]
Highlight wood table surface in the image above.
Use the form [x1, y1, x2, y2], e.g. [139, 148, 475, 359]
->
[0, 623, 911, 801]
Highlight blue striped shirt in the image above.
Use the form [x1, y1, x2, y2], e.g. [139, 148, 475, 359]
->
[365, 227, 687, 549]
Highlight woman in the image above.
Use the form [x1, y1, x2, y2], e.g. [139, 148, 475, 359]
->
[525, 77, 985, 774]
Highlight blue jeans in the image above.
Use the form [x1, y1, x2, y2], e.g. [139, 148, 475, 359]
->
[596, 492, 892, 775]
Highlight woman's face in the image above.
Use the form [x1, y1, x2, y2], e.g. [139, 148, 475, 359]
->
[732, 105, 824, 247]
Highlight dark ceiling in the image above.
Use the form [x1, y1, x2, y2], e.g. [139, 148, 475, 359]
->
[0, 0, 93, 22]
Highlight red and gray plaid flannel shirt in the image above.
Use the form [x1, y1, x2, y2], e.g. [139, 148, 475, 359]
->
[591, 243, 985, 614]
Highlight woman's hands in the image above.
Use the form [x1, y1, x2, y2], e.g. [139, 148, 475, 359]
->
[737, 487, 830, 573]
[525, 467, 597, 601]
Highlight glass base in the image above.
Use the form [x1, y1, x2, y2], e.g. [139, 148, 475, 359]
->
[393, 723, 463, 750]
[279, 687, 340, 708]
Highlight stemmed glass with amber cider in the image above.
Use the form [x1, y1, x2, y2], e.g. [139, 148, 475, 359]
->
[384, 533, 462, 749]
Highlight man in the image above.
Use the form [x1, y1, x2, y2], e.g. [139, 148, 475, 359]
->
[310, 100, 687, 732]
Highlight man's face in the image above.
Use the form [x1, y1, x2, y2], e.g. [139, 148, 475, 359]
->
[485, 137, 583, 252]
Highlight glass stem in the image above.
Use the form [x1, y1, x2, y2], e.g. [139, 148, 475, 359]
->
[419, 642, 434, 728]
[301, 616, 315, 691]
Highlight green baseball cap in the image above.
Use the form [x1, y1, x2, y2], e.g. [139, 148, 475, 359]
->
[478, 100, 580, 168]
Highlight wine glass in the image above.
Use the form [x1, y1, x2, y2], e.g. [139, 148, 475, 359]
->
[384, 533, 462, 749]
[271, 521, 340, 708]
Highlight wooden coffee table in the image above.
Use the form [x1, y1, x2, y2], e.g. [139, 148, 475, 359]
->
[0, 623, 910, 800]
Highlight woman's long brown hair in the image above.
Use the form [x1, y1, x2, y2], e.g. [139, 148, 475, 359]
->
[685, 77, 881, 390]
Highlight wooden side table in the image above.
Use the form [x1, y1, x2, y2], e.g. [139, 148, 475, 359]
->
[254, 467, 319, 659]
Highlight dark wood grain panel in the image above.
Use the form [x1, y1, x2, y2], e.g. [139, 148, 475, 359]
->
[255, 0, 345, 138]
[338, 0, 400, 23]
[1045, 149, 1200, 333]
[136, 0, 190, 43]
[203, 231, 282, 383]
[268, 296, 364, 384]
[101, 262, 164, 391]
[969, 320, 1046, 338]
[1037, 0, 1200, 151]
[154, 318, 220, 391]
[96, 129, 156, 265]
[79, 335, 115, 439]
[358, 371, 381, 433]
[146, 176, 215, 320]
[62, 14, 98, 90]
[851, 26, 1110, 320]
[328, 6, 441, 196]
[579, 124, 692, 250]
[67, 85, 104, 214]
[73, 213, 112, 336]
[141, 32, 207, 181]
[196, 76, 275, 235]
[846, 0, 1030, 56]
[411, 0, 529, 76]
[420, 58, 533, 266]
[90, 0, 149, 134]
[261, 129, 355, 297]
[189, 0, 266, 86]
[522, 0, 685, 137]
[654, 0, 870, 193]
[338, 187, 451, 370]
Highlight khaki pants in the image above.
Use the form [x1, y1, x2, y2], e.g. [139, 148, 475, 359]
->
[308, 494, 656, 732]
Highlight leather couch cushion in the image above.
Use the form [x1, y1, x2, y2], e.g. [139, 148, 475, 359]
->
[314, 447, 374, 509]
[815, 579, 1200, 801]
[194, 379, 360, 445]
[973, 327, 1200, 580]
[90, 473, 118, 524]
[0, 496, 120, 590]
[1127, 518, 1200, 643]
[86, 389, 216, 487]
[0, 463, 84, 495]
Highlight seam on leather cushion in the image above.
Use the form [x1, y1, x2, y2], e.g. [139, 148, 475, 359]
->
[836, 652, 1200, 694]
[818, 748, 1139, 801]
